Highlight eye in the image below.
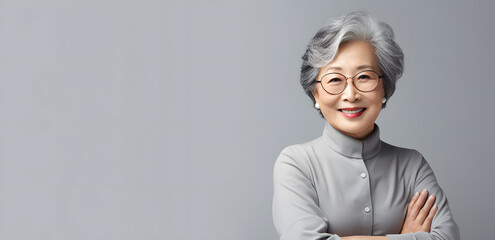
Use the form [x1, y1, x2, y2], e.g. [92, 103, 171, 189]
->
[358, 74, 371, 80]
[322, 74, 345, 85]
[328, 78, 342, 83]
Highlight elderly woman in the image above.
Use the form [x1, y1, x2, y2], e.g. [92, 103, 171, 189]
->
[272, 11, 460, 240]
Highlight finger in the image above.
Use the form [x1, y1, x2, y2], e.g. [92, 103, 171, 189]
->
[405, 192, 419, 222]
[410, 189, 428, 218]
[408, 192, 420, 210]
[417, 194, 436, 222]
[422, 204, 438, 232]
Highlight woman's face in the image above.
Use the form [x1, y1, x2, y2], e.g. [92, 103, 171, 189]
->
[313, 40, 385, 140]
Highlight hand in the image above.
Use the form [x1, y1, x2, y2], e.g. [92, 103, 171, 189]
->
[401, 189, 438, 234]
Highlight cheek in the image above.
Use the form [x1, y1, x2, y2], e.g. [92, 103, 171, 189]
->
[367, 95, 384, 117]
[368, 95, 383, 109]
[370, 83, 386, 104]
[318, 97, 340, 119]
[319, 94, 339, 107]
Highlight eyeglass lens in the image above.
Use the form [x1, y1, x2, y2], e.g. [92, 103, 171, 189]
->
[320, 70, 379, 94]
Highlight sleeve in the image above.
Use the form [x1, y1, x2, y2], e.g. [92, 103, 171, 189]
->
[272, 146, 342, 240]
[387, 153, 460, 240]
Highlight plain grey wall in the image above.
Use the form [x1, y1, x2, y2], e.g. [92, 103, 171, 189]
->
[0, 0, 493, 239]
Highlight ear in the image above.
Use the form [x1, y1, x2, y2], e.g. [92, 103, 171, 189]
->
[381, 82, 386, 99]
[311, 88, 319, 100]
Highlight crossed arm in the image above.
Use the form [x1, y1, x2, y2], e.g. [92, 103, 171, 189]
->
[341, 190, 437, 240]
[272, 148, 460, 240]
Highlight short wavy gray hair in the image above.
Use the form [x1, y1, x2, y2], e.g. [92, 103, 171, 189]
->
[301, 11, 404, 116]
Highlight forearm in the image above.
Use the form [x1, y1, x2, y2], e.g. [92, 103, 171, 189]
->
[342, 236, 388, 240]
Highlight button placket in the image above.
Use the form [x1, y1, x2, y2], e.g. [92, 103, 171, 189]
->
[359, 155, 373, 235]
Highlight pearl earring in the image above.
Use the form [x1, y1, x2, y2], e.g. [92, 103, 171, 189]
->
[382, 98, 387, 104]
[314, 102, 320, 109]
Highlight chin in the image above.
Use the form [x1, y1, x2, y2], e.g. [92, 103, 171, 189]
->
[341, 127, 367, 136]
[333, 121, 375, 139]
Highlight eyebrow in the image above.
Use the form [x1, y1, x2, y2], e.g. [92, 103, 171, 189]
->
[326, 65, 375, 71]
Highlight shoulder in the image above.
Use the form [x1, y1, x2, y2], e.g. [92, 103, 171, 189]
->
[274, 137, 323, 172]
[277, 137, 322, 161]
[380, 140, 426, 165]
[380, 141, 433, 183]
[381, 140, 422, 157]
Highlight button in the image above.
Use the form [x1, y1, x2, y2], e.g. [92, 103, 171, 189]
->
[364, 207, 371, 213]
[360, 172, 367, 179]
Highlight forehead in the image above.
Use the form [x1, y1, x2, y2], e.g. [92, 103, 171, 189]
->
[321, 40, 380, 73]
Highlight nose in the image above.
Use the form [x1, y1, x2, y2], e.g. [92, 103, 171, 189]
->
[341, 78, 361, 102]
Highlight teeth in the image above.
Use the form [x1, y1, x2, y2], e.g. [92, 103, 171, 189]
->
[341, 108, 365, 114]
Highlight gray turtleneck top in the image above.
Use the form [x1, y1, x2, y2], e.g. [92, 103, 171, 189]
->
[272, 122, 459, 240]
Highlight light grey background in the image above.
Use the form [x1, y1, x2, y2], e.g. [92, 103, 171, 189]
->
[0, 0, 493, 239]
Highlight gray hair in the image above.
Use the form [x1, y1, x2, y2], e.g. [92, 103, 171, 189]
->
[300, 11, 404, 116]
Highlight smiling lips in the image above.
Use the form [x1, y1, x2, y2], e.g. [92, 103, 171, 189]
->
[339, 107, 366, 118]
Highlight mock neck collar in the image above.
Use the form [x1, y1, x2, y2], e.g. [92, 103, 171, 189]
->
[322, 121, 381, 160]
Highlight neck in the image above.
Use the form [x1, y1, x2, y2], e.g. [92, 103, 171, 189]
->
[334, 124, 375, 141]
[322, 121, 381, 159]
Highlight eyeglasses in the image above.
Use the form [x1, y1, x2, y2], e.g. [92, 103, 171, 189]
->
[316, 70, 384, 95]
